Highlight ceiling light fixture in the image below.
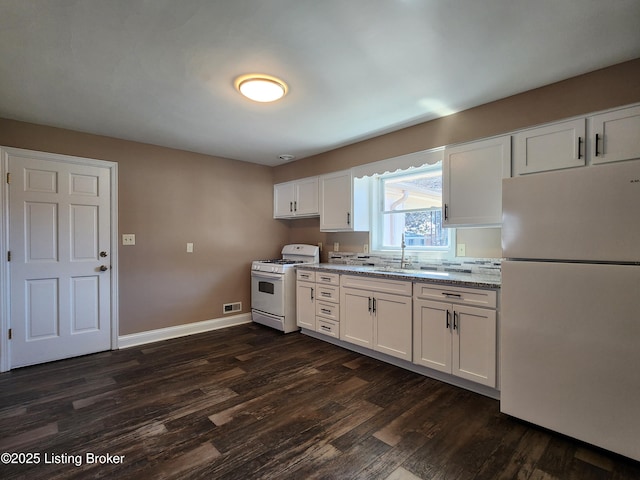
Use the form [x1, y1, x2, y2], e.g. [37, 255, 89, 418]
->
[235, 74, 288, 103]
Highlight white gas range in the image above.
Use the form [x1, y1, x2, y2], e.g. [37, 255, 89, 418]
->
[251, 244, 319, 333]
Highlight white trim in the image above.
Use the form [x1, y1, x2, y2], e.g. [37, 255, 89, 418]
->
[118, 313, 252, 349]
[352, 147, 444, 179]
[0, 150, 9, 372]
[0, 146, 119, 372]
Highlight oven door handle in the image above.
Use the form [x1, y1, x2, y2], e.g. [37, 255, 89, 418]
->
[251, 271, 284, 281]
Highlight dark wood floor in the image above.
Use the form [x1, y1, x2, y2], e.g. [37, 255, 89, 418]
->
[1, 323, 638, 480]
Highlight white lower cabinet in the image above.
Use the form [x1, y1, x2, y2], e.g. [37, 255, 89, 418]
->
[413, 284, 497, 388]
[340, 275, 412, 361]
[296, 279, 316, 330]
[298, 270, 500, 393]
[296, 270, 340, 336]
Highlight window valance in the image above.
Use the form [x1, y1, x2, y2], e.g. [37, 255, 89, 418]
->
[352, 147, 444, 179]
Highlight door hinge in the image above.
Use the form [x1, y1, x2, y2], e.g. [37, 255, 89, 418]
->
[8, 328, 12, 340]
[6, 172, 10, 184]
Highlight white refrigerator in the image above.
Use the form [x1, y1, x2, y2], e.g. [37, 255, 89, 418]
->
[501, 159, 640, 461]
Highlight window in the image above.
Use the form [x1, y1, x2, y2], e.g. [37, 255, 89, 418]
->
[371, 162, 452, 255]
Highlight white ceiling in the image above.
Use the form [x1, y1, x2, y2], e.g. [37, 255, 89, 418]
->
[1, 1, 639, 166]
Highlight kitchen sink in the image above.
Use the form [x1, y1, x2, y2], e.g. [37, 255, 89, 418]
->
[369, 267, 450, 277]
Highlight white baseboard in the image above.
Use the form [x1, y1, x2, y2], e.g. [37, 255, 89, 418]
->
[118, 313, 252, 349]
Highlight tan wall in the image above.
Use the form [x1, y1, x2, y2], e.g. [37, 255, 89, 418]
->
[274, 58, 640, 183]
[1, 59, 638, 336]
[0, 120, 288, 335]
[273, 58, 640, 259]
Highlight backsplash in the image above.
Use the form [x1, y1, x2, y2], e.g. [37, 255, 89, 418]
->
[327, 252, 501, 277]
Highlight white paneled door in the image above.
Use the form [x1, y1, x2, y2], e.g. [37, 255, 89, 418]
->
[8, 152, 112, 368]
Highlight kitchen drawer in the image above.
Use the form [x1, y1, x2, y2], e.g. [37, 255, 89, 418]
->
[297, 270, 316, 282]
[316, 272, 340, 286]
[341, 274, 412, 296]
[316, 284, 339, 303]
[316, 300, 339, 322]
[316, 318, 339, 338]
[414, 283, 497, 309]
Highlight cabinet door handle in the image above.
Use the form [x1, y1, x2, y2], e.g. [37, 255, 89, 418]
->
[368, 297, 372, 313]
[595, 133, 600, 157]
[372, 297, 377, 314]
[446, 309, 451, 329]
[290, 201, 293, 212]
[310, 288, 314, 301]
[578, 136, 583, 159]
[453, 311, 458, 330]
[294, 200, 297, 212]
[444, 204, 449, 221]
[347, 212, 351, 225]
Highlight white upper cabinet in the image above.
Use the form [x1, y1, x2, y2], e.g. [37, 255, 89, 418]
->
[513, 118, 586, 175]
[319, 170, 369, 232]
[512, 104, 640, 175]
[273, 176, 319, 218]
[589, 104, 640, 165]
[443, 135, 511, 227]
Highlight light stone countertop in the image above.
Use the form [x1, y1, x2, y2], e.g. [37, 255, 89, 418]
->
[297, 263, 501, 289]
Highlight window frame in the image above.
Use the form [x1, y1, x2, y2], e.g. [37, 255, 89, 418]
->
[369, 163, 455, 258]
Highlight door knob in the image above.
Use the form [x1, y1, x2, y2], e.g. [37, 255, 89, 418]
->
[100, 251, 108, 257]
[99, 265, 109, 272]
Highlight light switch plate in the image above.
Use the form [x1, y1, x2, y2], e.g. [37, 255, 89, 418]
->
[122, 234, 136, 246]
[457, 243, 466, 256]
[186, 242, 194, 253]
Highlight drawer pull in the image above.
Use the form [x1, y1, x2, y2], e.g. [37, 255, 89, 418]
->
[321, 308, 332, 315]
[442, 292, 462, 298]
[321, 292, 331, 297]
[320, 325, 331, 331]
[320, 277, 332, 282]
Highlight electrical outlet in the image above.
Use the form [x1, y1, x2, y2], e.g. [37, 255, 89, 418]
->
[363, 244, 369, 254]
[122, 234, 136, 246]
[457, 243, 466, 257]
[333, 242, 339, 252]
[186, 242, 194, 253]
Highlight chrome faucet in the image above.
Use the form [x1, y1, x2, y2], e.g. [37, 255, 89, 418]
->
[400, 233, 407, 269]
